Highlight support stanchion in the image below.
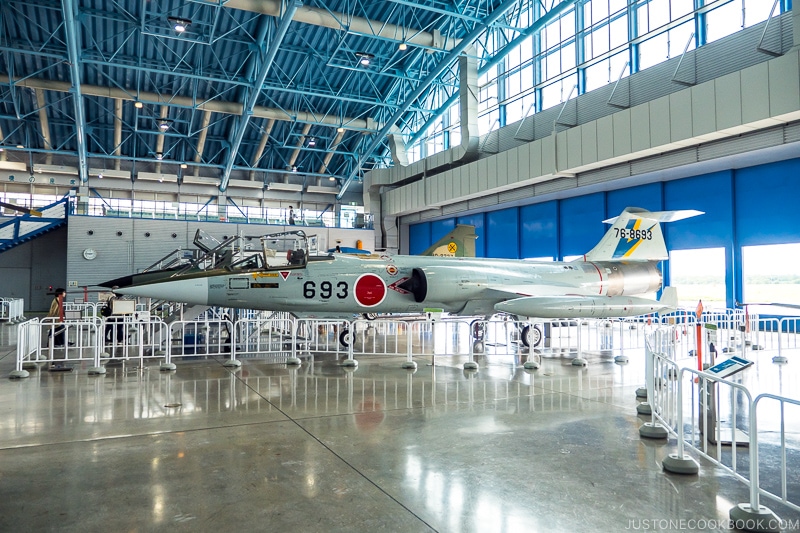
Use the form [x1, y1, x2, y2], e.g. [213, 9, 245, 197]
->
[572, 320, 587, 366]
[662, 371, 699, 474]
[639, 339, 667, 439]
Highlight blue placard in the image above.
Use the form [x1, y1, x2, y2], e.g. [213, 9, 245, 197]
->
[707, 355, 754, 379]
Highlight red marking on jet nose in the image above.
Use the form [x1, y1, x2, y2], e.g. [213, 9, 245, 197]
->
[354, 273, 386, 307]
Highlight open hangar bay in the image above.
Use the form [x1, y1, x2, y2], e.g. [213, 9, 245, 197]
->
[1, 1, 800, 532]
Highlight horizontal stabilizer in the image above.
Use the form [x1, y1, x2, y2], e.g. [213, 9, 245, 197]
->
[658, 286, 678, 315]
[583, 207, 703, 262]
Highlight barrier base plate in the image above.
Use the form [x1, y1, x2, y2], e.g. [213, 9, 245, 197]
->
[639, 422, 668, 439]
[729, 503, 781, 533]
[662, 453, 699, 474]
[636, 402, 652, 416]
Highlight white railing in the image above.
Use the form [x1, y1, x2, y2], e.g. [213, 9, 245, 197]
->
[0, 297, 24, 322]
[229, 316, 295, 362]
[645, 330, 800, 529]
[752, 393, 800, 513]
[15, 318, 41, 372]
[168, 318, 232, 361]
[37, 317, 103, 368]
[64, 301, 100, 320]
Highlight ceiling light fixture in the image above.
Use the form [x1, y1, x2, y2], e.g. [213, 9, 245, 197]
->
[158, 119, 171, 132]
[329, 176, 336, 181]
[337, 127, 345, 133]
[134, 101, 143, 109]
[355, 51, 374, 66]
[155, 152, 163, 160]
[291, 166, 297, 173]
[180, 163, 188, 169]
[398, 42, 408, 51]
[16, 144, 24, 149]
[307, 137, 316, 147]
[168, 17, 191, 33]
[97, 173, 103, 179]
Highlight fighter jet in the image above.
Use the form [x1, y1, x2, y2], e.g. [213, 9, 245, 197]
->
[104, 207, 700, 346]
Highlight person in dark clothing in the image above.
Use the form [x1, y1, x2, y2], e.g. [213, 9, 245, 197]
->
[101, 291, 125, 345]
[288, 206, 296, 225]
[47, 288, 66, 347]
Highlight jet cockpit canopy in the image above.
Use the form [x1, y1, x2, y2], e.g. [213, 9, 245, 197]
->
[258, 230, 309, 269]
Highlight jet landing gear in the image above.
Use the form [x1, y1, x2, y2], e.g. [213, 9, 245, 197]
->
[520, 324, 543, 348]
[339, 328, 353, 348]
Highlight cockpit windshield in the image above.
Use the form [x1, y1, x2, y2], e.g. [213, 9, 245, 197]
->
[258, 230, 309, 269]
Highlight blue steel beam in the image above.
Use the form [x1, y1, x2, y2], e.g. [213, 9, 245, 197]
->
[220, 0, 302, 192]
[61, 0, 89, 183]
[408, 0, 580, 147]
[337, 0, 523, 198]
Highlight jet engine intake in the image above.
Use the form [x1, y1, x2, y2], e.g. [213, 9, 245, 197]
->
[398, 268, 427, 303]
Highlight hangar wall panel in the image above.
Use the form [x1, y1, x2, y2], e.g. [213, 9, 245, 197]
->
[735, 159, 800, 246]
[715, 72, 743, 131]
[630, 104, 651, 154]
[486, 208, 519, 259]
[559, 193, 605, 258]
[606, 183, 663, 219]
[768, 53, 800, 119]
[740, 62, 771, 124]
[612, 109, 632, 158]
[520, 202, 558, 260]
[0, 226, 67, 311]
[691, 82, 717, 138]
[408, 223, 431, 255]
[663, 170, 733, 250]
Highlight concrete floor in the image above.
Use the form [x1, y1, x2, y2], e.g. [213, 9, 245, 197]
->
[1, 323, 799, 533]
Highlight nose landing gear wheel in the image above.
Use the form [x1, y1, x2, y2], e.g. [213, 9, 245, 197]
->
[521, 324, 542, 348]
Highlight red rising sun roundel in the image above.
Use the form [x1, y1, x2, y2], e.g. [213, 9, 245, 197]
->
[354, 273, 387, 307]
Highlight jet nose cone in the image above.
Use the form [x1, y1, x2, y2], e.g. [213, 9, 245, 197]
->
[99, 275, 134, 289]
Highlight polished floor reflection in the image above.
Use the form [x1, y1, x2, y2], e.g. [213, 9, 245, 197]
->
[1, 323, 799, 533]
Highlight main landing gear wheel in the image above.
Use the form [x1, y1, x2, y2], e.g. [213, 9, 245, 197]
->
[339, 329, 353, 348]
[363, 313, 378, 321]
[521, 325, 543, 348]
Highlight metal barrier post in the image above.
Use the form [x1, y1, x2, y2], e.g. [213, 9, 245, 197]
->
[773, 318, 788, 364]
[662, 371, 699, 473]
[341, 319, 357, 368]
[400, 321, 416, 370]
[729, 395, 781, 532]
[639, 331, 668, 438]
[286, 319, 301, 366]
[572, 320, 587, 366]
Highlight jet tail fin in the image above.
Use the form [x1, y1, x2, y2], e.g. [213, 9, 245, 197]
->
[582, 207, 703, 262]
[421, 224, 478, 257]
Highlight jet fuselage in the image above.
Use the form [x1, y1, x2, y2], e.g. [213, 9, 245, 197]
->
[116, 254, 662, 318]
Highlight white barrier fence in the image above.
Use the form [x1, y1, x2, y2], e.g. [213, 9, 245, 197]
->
[644, 330, 800, 531]
[0, 298, 24, 322]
